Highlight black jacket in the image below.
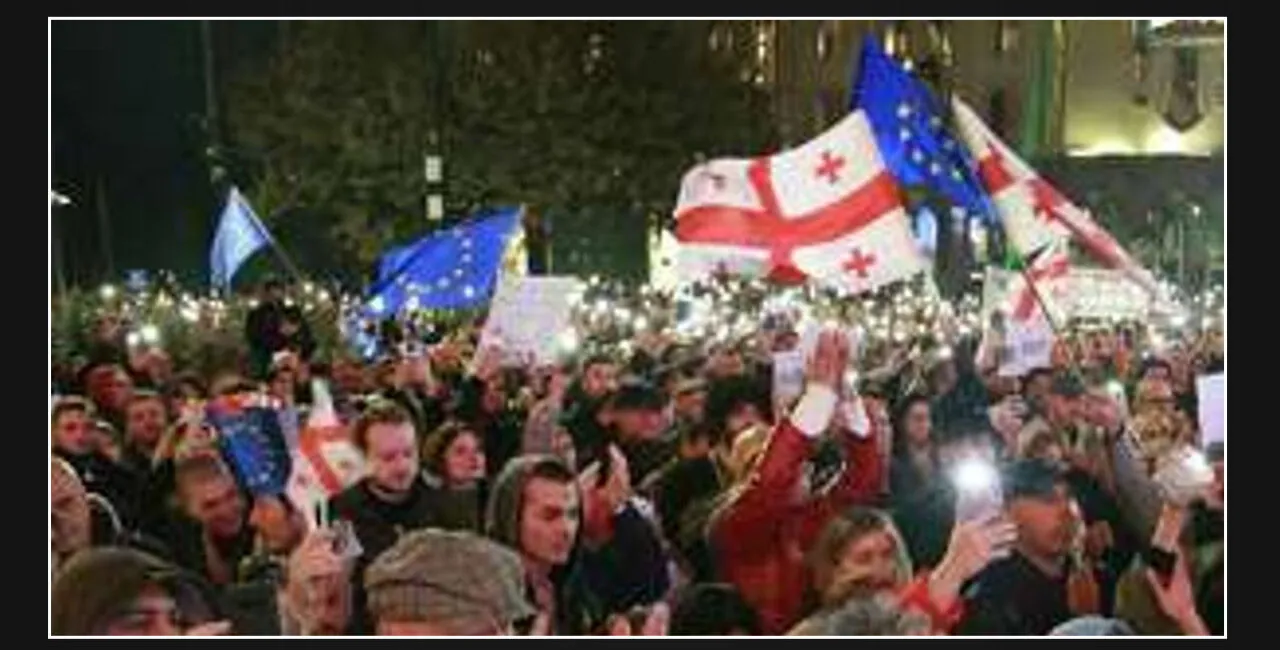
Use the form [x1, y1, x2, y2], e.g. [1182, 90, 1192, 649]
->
[955, 552, 1072, 636]
[329, 477, 441, 634]
[245, 301, 315, 376]
[55, 448, 143, 529]
[580, 502, 672, 613]
[165, 515, 257, 588]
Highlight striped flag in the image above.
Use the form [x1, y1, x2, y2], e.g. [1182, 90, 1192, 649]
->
[951, 98, 1158, 295]
[673, 110, 926, 294]
[285, 380, 366, 529]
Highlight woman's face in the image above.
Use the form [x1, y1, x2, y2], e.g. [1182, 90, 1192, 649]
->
[828, 529, 901, 603]
[443, 431, 486, 485]
[904, 402, 932, 447]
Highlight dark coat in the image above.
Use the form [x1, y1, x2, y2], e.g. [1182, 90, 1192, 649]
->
[580, 502, 672, 613]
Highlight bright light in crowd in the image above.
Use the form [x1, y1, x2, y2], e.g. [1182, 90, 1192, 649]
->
[936, 345, 953, 361]
[139, 324, 160, 345]
[126, 332, 141, 348]
[633, 315, 648, 331]
[952, 458, 998, 494]
[557, 329, 579, 354]
[181, 306, 199, 323]
[1106, 380, 1126, 396]
[99, 284, 117, 300]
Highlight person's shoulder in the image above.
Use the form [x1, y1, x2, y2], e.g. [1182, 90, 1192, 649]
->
[331, 480, 368, 511]
[964, 554, 1025, 599]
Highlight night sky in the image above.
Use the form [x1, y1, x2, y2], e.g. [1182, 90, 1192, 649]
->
[52, 20, 278, 287]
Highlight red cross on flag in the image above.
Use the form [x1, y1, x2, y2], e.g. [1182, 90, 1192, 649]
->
[673, 110, 925, 294]
[285, 380, 366, 530]
[1006, 241, 1071, 325]
[952, 98, 1158, 296]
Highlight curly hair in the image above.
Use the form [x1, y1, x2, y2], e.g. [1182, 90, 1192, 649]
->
[420, 420, 480, 479]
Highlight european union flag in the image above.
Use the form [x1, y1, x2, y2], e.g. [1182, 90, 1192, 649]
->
[210, 187, 273, 289]
[851, 40, 994, 223]
[366, 207, 522, 316]
[207, 399, 292, 497]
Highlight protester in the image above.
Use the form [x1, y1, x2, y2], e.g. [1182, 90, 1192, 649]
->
[52, 457, 93, 573]
[362, 528, 537, 635]
[419, 420, 487, 531]
[51, 546, 228, 636]
[792, 505, 1016, 635]
[485, 454, 603, 635]
[52, 396, 142, 528]
[48, 271, 1226, 637]
[84, 363, 134, 434]
[708, 331, 884, 634]
[594, 378, 673, 488]
[889, 394, 941, 504]
[122, 391, 169, 475]
[166, 453, 256, 587]
[668, 583, 761, 636]
[329, 400, 440, 633]
[576, 445, 673, 613]
[954, 459, 1097, 635]
[245, 278, 315, 378]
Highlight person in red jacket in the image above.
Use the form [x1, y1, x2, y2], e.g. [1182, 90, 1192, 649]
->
[707, 330, 884, 635]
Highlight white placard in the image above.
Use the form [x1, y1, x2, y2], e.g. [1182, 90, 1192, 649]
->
[479, 276, 583, 366]
[1196, 373, 1225, 447]
[998, 317, 1055, 377]
[773, 350, 806, 406]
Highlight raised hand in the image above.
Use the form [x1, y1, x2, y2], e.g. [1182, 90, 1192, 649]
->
[1144, 550, 1209, 635]
[806, 330, 850, 392]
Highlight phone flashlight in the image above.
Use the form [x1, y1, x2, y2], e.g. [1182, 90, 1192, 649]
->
[952, 458, 1004, 522]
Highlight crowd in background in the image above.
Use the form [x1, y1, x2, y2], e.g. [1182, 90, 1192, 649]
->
[50, 277, 1224, 636]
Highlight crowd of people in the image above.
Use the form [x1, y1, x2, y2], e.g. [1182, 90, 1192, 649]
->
[49, 276, 1224, 636]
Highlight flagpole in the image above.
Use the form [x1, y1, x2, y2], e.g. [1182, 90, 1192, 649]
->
[1011, 252, 1089, 384]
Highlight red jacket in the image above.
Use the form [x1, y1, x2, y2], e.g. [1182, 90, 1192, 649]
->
[709, 417, 882, 635]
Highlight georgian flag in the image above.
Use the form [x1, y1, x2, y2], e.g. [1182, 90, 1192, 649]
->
[673, 110, 926, 294]
[285, 380, 366, 529]
[951, 98, 1158, 295]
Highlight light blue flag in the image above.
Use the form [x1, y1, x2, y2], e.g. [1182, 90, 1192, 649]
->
[210, 187, 273, 289]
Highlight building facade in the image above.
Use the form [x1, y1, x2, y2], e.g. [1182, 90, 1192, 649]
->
[734, 19, 1224, 285]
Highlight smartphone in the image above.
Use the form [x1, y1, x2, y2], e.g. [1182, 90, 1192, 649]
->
[953, 459, 1004, 523]
[1142, 545, 1177, 586]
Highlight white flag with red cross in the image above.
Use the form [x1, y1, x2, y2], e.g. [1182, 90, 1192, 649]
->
[1006, 241, 1071, 325]
[673, 110, 926, 293]
[285, 380, 366, 529]
[951, 98, 1158, 296]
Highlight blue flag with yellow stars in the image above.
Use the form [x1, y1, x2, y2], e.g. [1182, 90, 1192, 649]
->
[365, 207, 522, 316]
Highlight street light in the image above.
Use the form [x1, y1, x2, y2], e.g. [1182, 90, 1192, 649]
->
[50, 190, 71, 207]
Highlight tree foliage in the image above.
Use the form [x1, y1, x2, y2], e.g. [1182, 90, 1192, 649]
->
[224, 21, 776, 274]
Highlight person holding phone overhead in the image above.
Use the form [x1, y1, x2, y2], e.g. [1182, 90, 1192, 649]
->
[955, 459, 1094, 635]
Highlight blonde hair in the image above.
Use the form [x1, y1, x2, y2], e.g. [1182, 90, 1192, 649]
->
[808, 508, 913, 609]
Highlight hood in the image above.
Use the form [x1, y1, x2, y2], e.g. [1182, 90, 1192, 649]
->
[51, 547, 216, 635]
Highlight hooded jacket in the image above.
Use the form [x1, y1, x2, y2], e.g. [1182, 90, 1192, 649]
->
[51, 546, 218, 635]
[485, 455, 604, 635]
